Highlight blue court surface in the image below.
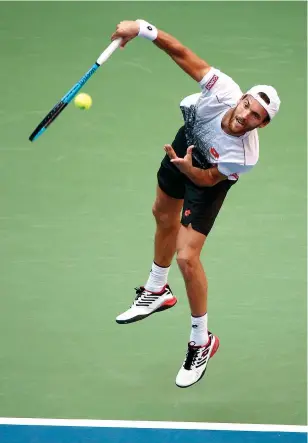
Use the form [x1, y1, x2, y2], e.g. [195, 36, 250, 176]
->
[0, 419, 307, 443]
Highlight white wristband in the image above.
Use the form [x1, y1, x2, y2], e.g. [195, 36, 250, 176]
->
[136, 19, 158, 41]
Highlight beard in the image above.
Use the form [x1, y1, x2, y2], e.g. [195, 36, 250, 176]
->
[228, 109, 247, 134]
[227, 106, 259, 135]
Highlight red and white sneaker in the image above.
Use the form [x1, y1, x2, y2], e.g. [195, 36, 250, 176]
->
[175, 332, 220, 388]
[116, 284, 177, 324]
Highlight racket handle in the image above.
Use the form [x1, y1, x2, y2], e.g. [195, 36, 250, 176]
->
[96, 38, 122, 65]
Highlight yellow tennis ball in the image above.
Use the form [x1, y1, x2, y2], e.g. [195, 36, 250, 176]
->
[74, 93, 92, 110]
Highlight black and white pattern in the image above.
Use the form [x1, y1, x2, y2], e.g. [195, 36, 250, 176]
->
[134, 286, 171, 307]
[183, 341, 210, 370]
[116, 285, 177, 324]
[180, 104, 196, 148]
[180, 103, 212, 169]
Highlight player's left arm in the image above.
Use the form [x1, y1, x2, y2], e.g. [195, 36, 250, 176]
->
[187, 165, 227, 187]
[164, 144, 227, 187]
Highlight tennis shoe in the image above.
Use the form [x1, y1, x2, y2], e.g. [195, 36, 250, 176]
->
[116, 284, 177, 324]
[176, 332, 220, 388]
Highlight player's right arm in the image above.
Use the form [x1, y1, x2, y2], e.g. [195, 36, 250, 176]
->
[153, 30, 211, 82]
[111, 20, 211, 82]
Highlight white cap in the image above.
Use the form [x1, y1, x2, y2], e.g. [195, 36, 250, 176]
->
[245, 85, 281, 120]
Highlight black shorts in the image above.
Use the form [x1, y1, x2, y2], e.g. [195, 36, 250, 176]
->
[157, 126, 236, 236]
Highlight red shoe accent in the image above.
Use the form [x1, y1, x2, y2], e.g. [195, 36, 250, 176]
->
[210, 336, 220, 358]
[161, 297, 177, 307]
[155, 297, 177, 313]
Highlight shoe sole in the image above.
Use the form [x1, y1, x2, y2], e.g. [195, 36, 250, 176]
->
[175, 335, 220, 389]
[116, 297, 178, 324]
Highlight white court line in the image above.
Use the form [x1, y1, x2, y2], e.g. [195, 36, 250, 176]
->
[121, 61, 152, 73]
[0, 418, 306, 433]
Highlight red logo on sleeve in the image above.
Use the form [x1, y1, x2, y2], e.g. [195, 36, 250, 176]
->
[210, 147, 220, 159]
[230, 173, 239, 180]
[205, 74, 219, 90]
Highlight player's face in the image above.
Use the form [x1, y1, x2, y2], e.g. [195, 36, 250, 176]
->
[229, 95, 269, 135]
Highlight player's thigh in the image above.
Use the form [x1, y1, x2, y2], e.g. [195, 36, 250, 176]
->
[152, 185, 183, 226]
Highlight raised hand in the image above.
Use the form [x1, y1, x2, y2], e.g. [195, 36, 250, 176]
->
[111, 21, 139, 48]
[164, 144, 194, 175]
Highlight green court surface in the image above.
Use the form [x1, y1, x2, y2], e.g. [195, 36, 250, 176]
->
[0, 1, 306, 427]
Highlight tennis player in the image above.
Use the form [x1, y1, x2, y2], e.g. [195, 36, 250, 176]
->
[111, 20, 281, 388]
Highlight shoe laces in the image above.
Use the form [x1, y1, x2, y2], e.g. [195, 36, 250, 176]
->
[183, 343, 200, 370]
[134, 287, 145, 300]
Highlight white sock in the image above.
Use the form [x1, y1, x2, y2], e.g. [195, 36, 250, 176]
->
[144, 262, 170, 293]
[190, 313, 209, 346]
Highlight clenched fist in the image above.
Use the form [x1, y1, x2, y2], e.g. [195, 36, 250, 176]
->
[111, 21, 139, 48]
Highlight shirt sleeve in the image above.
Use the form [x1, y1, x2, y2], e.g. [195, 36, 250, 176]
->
[217, 163, 254, 181]
[199, 67, 242, 107]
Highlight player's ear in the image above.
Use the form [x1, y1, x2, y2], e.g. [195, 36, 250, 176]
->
[258, 119, 270, 129]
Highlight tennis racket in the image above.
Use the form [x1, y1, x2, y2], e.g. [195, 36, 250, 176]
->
[29, 38, 122, 142]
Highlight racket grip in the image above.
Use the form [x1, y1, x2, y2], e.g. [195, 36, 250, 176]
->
[96, 38, 122, 65]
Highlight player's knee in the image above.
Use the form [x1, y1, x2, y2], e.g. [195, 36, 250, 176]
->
[152, 204, 175, 228]
[176, 249, 199, 279]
